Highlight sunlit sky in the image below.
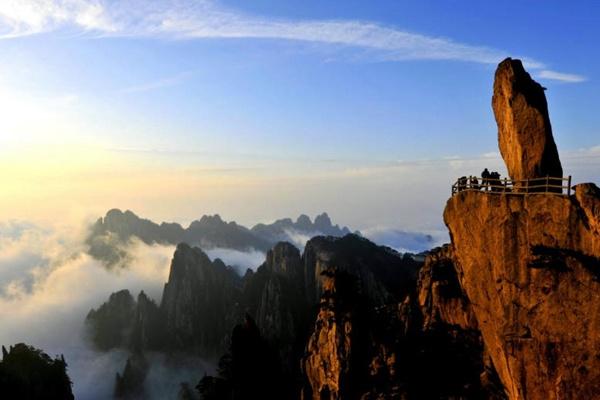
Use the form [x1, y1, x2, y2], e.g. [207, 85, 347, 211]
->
[0, 0, 599, 232]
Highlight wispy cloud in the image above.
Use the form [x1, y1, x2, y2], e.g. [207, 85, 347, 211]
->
[0, 0, 585, 82]
[0, 0, 117, 37]
[537, 69, 587, 83]
[120, 71, 193, 94]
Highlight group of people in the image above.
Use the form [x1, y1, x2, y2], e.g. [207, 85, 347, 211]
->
[456, 168, 504, 192]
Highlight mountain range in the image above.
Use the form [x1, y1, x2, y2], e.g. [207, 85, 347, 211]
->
[86, 209, 353, 266]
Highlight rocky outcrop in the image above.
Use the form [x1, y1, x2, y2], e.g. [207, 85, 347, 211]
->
[161, 243, 243, 356]
[412, 246, 507, 400]
[442, 58, 600, 400]
[85, 289, 164, 352]
[417, 244, 477, 330]
[130, 291, 164, 352]
[302, 271, 357, 400]
[85, 289, 136, 350]
[492, 58, 562, 181]
[445, 186, 600, 400]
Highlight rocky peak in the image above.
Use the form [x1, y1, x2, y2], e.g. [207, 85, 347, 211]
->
[194, 214, 224, 227]
[264, 242, 302, 276]
[492, 57, 562, 181]
[160, 243, 242, 354]
[302, 234, 420, 305]
[295, 214, 312, 230]
[130, 291, 164, 352]
[85, 289, 136, 351]
[314, 212, 332, 230]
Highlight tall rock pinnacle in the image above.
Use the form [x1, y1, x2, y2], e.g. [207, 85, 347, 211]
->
[492, 58, 563, 181]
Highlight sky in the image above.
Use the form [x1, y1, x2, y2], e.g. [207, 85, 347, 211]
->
[0, 0, 599, 233]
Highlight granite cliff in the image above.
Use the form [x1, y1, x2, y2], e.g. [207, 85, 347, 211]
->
[442, 58, 600, 400]
[445, 185, 600, 399]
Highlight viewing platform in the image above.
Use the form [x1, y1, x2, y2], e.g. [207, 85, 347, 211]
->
[451, 176, 572, 196]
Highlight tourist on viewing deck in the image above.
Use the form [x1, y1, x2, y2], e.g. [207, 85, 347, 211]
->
[481, 168, 490, 191]
[458, 176, 468, 192]
[469, 176, 479, 190]
[490, 171, 502, 192]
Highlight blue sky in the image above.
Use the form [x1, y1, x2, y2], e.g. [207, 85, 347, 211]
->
[0, 0, 598, 235]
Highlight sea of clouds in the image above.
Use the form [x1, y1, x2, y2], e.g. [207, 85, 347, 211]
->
[0, 220, 222, 399]
[0, 215, 446, 398]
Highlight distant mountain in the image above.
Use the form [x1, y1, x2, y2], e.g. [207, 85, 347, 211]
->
[251, 212, 353, 246]
[86, 209, 354, 266]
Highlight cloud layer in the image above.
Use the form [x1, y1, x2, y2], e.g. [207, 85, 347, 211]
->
[0, 220, 179, 398]
[0, 0, 584, 82]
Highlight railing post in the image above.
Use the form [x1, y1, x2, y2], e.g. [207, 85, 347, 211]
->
[568, 175, 572, 196]
[546, 175, 549, 193]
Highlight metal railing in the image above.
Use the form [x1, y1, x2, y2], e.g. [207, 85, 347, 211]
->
[451, 175, 572, 196]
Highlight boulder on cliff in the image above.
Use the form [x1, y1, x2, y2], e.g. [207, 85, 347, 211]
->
[492, 58, 562, 182]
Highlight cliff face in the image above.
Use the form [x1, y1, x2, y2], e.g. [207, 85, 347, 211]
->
[445, 186, 600, 400]
[444, 58, 600, 400]
[417, 244, 477, 331]
[160, 243, 242, 355]
[492, 58, 562, 181]
[302, 271, 362, 400]
[85, 289, 136, 350]
[300, 245, 505, 400]
[254, 243, 309, 373]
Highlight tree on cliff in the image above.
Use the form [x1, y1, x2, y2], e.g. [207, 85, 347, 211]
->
[0, 343, 74, 400]
[196, 315, 284, 400]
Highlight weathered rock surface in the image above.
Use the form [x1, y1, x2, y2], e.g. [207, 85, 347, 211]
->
[492, 58, 562, 181]
[445, 185, 600, 400]
[302, 271, 363, 400]
[417, 244, 477, 331]
[414, 246, 508, 400]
